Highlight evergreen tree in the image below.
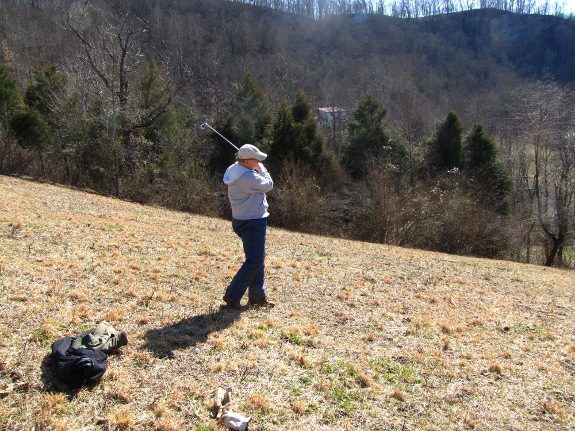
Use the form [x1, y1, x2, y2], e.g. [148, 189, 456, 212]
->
[133, 60, 177, 162]
[0, 64, 19, 126]
[8, 63, 63, 166]
[268, 91, 334, 180]
[464, 123, 498, 171]
[232, 72, 273, 145]
[0, 64, 20, 169]
[23, 62, 67, 119]
[342, 94, 406, 180]
[425, 111, 464, 174]
[10, 104, 53, 174]
[13, 62, 78, 180]
[210, 73, 273, 174]
[76, 99, 122, 192]
[464, 123, 512, 214]
[268, 102, 293, 173]
[208, 118, 239, 175]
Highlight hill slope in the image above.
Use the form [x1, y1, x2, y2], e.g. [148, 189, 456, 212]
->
[1, 174, 574, 430]
[4, 2, 575, 128]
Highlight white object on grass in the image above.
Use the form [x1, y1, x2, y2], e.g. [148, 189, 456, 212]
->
[222, 411, 251, 430]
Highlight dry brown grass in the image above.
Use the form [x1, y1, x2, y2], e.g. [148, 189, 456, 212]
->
[1, 174, 575, 430]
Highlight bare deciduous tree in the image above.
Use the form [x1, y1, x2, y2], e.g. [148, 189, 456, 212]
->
[514, 81, 575, 266]
[64, 0, 179, 194]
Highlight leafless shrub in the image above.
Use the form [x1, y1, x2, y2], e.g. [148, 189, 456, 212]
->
[347, 167, 405, 244]
[0, 139, 38, 176]
[343, 166, 512, 258]
[121, 166, 225, 218]
[405, 177, 511, 258]
[269, 159, 325, 232]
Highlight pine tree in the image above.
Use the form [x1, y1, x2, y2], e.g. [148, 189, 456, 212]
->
[13, 62, 75, 179]
[268, 102, 294, 173]
[0, 64, 19, 124]
[464, 123, 512, 214]
[23, 62, 67, 119]
[208, 118, 239, 175]
[464, 123, 497, 170]
[0, 64, 20, 160]
[210, 73, 273, 174]
[342, 94, 406, 180]
[268, 91, 334, 179]
[232, 72, 272, 145]
[425, 111, 464, 174]
[10, 104, 53, 174]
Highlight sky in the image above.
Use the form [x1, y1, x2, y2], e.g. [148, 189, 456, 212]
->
[559, 0, 575, 14]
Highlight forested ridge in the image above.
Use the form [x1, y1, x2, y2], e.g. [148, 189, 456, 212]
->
[0, 0, 574, 266]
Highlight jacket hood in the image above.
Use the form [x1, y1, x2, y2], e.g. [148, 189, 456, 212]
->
[223, 162, 247, 185]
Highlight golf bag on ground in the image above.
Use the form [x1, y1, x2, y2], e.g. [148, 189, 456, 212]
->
[51, 334, 108, 389]
[50, 322, 128, 389]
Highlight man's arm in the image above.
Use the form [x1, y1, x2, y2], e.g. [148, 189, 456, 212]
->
[241, 169, 273, 193]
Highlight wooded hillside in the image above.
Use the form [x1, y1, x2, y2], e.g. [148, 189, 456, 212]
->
[1, 0, 574, 266]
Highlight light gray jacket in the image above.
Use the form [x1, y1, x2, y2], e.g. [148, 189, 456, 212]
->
[223, 162, 273, 220]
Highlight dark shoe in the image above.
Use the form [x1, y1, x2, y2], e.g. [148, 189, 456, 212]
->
[223, 295, 242, 310]
[249, 297, 275, 308]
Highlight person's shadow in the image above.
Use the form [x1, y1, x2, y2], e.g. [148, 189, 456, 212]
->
[142, 305, 243, 358]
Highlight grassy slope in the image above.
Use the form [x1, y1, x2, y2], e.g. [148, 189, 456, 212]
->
[1, 174, 574, 431]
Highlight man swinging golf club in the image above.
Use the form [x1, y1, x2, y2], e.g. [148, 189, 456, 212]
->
[222, 143, 275, 309]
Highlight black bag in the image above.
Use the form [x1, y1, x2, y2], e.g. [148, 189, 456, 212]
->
[51, 334, 108, 389]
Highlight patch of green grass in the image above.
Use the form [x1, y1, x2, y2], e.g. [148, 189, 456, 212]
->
[282, 331, 305, 345]
[332, 388, 358, 413]
[29, 319, 66, 343]
[321, 362, 335, 373]
[99, 223, 124, 232]
[371, 359, 419, 384]
[281, 330, 314, 347]
[338, 360, 359, 378]
[510, 323, 548, 339]
[306, 249, 337, 258]
[258, 322, 276, 333]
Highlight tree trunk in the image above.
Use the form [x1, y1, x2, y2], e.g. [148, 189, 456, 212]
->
[38, 150, 45, 177]
[544, 233, 564, 267]
[524, 222, 535, 263]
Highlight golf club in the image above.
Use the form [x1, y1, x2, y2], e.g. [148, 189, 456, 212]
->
[200, 122, 240, 151]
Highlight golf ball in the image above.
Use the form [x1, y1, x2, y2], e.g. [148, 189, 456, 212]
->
[194, 348, 200, 354]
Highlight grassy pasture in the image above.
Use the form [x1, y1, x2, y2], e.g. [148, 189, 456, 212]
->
[1, 174, 574, 430]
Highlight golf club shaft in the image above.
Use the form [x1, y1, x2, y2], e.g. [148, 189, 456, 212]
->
[200, 123, 239, 151]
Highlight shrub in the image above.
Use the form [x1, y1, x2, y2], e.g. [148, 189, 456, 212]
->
[269, 160, 324, 232]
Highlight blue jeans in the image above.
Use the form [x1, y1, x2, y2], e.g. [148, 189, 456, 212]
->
[225, 218, 267, 302]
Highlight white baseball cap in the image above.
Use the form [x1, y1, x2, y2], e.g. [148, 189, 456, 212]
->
[236, 144, 267, 161]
